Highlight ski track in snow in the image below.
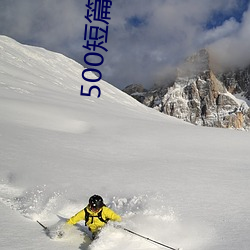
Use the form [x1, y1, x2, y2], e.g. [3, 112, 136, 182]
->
[0, 99, 92, 134]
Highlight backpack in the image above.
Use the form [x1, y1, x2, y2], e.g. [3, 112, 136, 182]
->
[84, 206, 109, 226]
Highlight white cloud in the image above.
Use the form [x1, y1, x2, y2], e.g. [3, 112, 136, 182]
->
[0, 0, 249, 88]
[209, 5, 250, 68]
[200, 17, 240, 45]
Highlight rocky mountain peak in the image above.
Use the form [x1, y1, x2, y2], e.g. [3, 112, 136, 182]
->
[123, 49, 250, 130]
[177, 49, 210, 78]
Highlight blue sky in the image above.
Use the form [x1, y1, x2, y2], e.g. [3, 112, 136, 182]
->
[206, 0, 249, 29]
[0, 0, 249, 89]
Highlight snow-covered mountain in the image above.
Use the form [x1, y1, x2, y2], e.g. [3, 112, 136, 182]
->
[1, 36, 250, 250]
[124, 49, 250, 130]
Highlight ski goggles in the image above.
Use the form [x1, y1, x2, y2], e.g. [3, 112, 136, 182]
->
[89, 204, 101, 212]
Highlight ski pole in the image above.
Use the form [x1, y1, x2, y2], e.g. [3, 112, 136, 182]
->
[122, 227, 180, 250]
[37, 220, 48, 231]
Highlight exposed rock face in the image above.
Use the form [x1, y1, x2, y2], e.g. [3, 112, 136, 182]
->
[123, 84, 146, 95]
[122, 84, 147, 103]
[217, 66, 250, 99]
[123, 49, 250, 130]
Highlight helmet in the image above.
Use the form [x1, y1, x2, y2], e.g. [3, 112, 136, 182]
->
[89, 195, 104, 211]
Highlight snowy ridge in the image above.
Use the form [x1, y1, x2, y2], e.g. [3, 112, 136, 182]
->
[1, 36, 250, 250]
[0, 35, 145, 108]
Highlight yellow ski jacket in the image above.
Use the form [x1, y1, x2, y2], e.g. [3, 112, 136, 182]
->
[67, 206, 121, 233]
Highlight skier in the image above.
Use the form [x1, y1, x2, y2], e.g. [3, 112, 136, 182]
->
[66, 194, 122, 239]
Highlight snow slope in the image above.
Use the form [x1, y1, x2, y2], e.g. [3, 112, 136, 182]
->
[0, 36, 250, 250]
